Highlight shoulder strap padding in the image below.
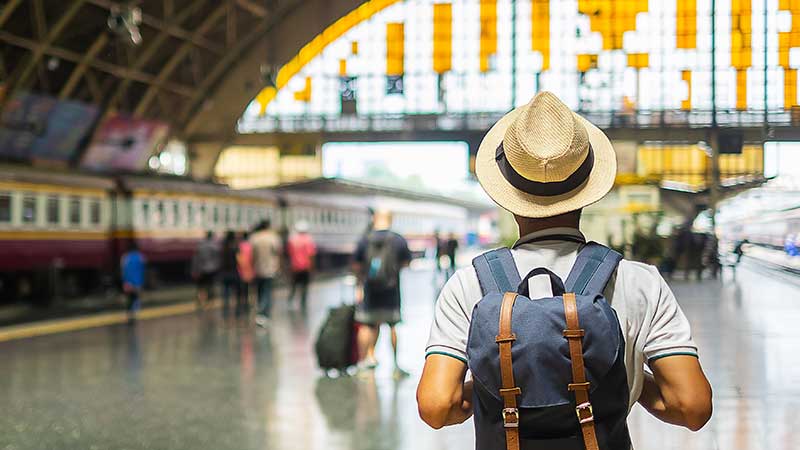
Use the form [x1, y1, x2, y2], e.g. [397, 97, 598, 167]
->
[565, 242, 623, 295]
[472, 248, 521, 296]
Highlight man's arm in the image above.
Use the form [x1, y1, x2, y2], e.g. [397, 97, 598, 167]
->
[417, 354, 473, 429]
[637, 355, 712, 431]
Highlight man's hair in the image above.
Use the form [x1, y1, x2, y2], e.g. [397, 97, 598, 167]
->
[206, 230, 214, 240]
[254, 219, 271, 231]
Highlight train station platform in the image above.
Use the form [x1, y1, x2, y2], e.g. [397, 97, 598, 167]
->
[1, 261, 797, 450]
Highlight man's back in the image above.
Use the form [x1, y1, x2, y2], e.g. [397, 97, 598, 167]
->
[122, 251, 145, 288]
[426, 228, 697, 409]
[251, 230, 281, 278]
[355, 229, 412, 309]
[287, 233, 316, 272]
[193, 239, 220, 275]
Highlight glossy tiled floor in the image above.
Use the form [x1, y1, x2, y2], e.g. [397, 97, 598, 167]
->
[1, 262, 798, 450]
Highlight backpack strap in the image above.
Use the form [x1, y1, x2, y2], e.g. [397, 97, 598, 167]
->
[472, 248, 521, 296]
[563, 292, 600, 450]
[564, 242, 623, 296]
[497, 292, 521, 450]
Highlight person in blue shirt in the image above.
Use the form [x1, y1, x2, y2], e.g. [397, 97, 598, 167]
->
[121, 241, 146, 322]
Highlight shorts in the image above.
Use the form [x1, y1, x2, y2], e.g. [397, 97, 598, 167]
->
[197, 272, 216, 291]
[293, 270, 310, 284]
[355, 305, 401, 326]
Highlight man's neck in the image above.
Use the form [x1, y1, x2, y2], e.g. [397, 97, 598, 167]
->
[515, 215, 580, 237]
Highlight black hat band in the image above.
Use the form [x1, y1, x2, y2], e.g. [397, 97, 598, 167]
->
[495, 142, 594, 197]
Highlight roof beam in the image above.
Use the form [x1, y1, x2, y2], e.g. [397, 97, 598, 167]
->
[0, 0, 24, 29]
[86, 0, 225, 55]
[133, 4, 228, 116]
[236, 0, 268, 18]
[105, 0, 207, 111]
[59, 33, 109, 99]
[15, 0, 87, 90]
[0, 31, 195, 98]
[179, 0, 305, 131]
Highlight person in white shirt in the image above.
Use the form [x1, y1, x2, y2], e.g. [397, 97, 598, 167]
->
[417, 92, 712, 439]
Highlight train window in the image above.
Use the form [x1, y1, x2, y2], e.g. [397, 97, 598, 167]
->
[199, 203, 207, 227]
[171, 202, 179, 227]
[22, 193, 36, 224]
[90, 199, 101, 225]
[0, 193, 10, 223]
[69, 197, 81, 225]
[187, 202, 195, 227]
[47, 196, 60, 225]
[156, 200, 166, 226]
[247, 207, 255, 227]
[140, 201, 150, 226]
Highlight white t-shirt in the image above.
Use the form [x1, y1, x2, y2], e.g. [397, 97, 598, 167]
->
[425, 227, 698, 410]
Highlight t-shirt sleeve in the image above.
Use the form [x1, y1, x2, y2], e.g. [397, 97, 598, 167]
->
[425, 271, 471, 363]
[643, 273, 699, 363]
[354, 237, 367, 263]
[397, 235, 412, 264]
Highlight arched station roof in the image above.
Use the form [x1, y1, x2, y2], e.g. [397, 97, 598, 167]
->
[0, 0, 364, 176]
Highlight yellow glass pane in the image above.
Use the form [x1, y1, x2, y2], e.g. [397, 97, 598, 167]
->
[433, 3, 453, 74]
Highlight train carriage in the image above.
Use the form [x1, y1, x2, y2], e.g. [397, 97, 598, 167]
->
[116, 175, 281, 284]
[0, 166, 115, 303]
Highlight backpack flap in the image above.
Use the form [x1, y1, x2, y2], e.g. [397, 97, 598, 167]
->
[467, 292, 621, 408]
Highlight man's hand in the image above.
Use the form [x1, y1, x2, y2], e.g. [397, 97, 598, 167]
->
[638, 355, 712, 431]
[417, 354, 473, 429]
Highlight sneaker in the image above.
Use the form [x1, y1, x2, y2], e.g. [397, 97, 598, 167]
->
[393, 367, 411, 380]
[356, 359, 377, 372]
[255, 315, 269, 327]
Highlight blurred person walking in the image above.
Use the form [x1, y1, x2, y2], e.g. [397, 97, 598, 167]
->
[353, 210, 412, 378]
[220, 231, 240, 317]
[121, 241, 145, 322]
[445, 232, 459, 277]
[286, 221, 317, 311]
[237, 231, 255, 315]
[417, 92, 711, 448]
[251, 219, 282, 327]
[433, 229, 444, 273]
[191, 231, 220, 310]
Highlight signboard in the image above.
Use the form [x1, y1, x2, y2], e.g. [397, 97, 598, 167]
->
[0, 92, 99, 162]
[81, 114, 169, 172]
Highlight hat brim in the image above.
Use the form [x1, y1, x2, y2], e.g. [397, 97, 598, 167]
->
[475, 106, 617, 218]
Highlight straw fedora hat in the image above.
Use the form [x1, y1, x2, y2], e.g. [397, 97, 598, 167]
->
[475, 91, 617, 218]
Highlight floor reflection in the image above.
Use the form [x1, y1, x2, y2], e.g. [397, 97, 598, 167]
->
[0, 263, 798, 449]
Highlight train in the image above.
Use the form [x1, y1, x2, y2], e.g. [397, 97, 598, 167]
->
[0, 165, 494, 305]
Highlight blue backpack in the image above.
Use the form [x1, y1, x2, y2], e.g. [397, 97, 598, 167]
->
[468, 242, 631, 450]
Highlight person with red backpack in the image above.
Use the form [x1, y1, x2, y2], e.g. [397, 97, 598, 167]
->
[417, 92, 712, 450]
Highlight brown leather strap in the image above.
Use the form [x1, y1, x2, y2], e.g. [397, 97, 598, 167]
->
[497, 292, 521, 450]
[562, 292, 600, 450]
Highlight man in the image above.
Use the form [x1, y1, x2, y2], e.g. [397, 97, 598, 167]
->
[445, 232, 459, 277]
[251, 219, 282, 326]
[417, 92, 712, 442]
[121, 241, 145, 323]
[286, 220, 317, 310]
[353, 209, 412, 378]
[191, 231, 220, 309]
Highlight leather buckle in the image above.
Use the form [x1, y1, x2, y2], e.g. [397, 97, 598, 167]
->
[575, 402, 594, 424]
[502, 408, 519, 428]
